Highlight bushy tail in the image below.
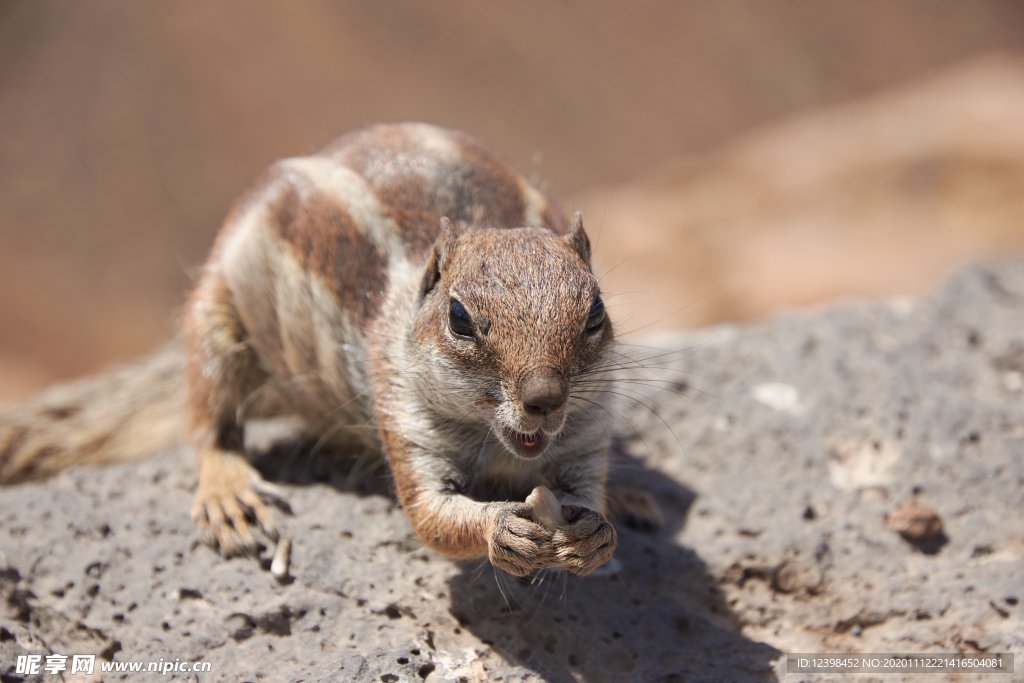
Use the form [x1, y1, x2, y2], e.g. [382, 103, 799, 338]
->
[0, 342, 187, 484]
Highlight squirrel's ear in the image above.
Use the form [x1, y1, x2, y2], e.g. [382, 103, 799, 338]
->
[565, 211, 592, 266]
[419, 216, 461, 299]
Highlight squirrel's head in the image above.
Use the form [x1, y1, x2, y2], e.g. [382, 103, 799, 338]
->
[411, 213, 613, 459]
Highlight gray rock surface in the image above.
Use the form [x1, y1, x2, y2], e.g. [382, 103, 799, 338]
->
[2, 258, 1022, 682]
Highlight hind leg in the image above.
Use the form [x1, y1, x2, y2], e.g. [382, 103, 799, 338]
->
[606, 484, 664, 532]
[185, 273, 281, 557]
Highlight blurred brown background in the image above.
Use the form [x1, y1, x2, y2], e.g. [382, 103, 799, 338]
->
[3, 1, 1024, 401]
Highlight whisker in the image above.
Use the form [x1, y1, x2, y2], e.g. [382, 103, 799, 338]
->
[596, 255, 636, 285]
[576, 376, 721, 403]
[574, 387, 685, 456]
[568, 394, 657, 463]
[612, 290, 711, 337]
[493, 567, 516, 612]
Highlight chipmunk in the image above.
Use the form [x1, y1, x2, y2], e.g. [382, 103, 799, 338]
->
[0, 123, 661, 576]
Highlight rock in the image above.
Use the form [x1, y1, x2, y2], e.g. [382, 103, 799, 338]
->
[2, 257, 1023, 681]
[885, 498, 949, 555]
[886, 500, 945, 541]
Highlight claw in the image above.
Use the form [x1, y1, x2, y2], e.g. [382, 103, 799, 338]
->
[550, 507, 618, 576]
[192, 450, 285, 559]
[251, 478, 292, 514]
[238, 488, 280, 543]
[488, 503, 554, 576]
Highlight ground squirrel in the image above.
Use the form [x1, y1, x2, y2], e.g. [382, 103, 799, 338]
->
[0, 123, 660, 576]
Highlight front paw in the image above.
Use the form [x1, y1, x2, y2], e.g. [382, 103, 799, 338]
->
[550, 506, 617, 576]
[488, 503, 554, 577]
[192, 451, 283, 558]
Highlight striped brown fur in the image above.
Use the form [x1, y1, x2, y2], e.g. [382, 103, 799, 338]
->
[271, 178, 389, 323]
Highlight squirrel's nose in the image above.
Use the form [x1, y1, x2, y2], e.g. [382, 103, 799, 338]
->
[521, 371, 568, 416]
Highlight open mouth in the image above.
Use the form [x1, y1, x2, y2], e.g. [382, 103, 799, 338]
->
[502, 427, 549, 459]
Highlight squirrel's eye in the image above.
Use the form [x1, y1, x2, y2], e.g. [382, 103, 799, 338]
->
[586, 295, 606, 333]
[448, 299, 475, 339]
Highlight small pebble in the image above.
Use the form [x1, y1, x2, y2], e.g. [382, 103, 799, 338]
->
[271, 538, 291, 581]
[886, 499, 944, 541]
